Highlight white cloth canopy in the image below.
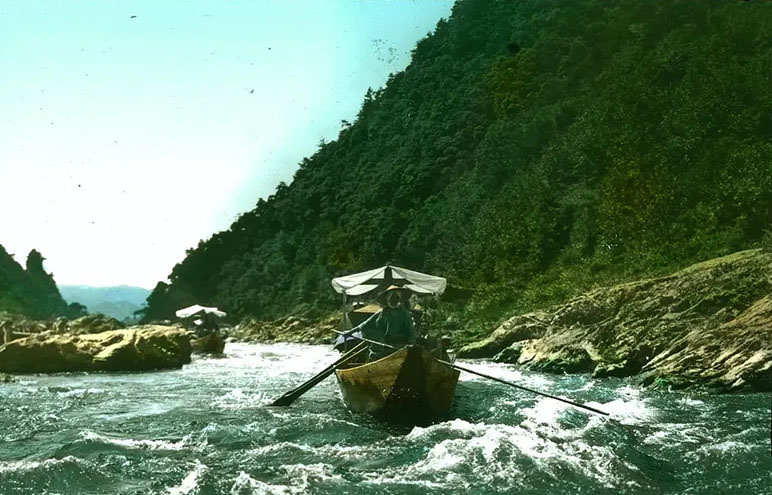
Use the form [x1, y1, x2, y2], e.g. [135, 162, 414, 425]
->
[331, 265, 447, 297]
[175, 305, 227, 319]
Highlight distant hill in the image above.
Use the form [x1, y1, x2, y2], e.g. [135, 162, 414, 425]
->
[141, 0, 772, 339]
[0, 245, 85, 319]
[59, 285, 150, 322]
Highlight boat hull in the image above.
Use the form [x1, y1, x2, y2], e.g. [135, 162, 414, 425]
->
[191, 333, 225, 354]
[334, 345, 459, 418]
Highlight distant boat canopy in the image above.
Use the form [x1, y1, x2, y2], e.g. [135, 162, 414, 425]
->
[175, 305, 227, 319]
[331, 265, 447, 297]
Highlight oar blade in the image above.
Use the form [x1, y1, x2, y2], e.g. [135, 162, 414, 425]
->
[270, 393, 297, 407]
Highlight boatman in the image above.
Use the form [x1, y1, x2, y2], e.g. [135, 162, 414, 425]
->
[342, 285, 417, 359]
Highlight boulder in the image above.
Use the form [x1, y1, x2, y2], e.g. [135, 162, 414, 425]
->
[65, 314, 125, 334]
[592, 346, 652, 378]
[493, 341, 530, 364]
[521, 344, 598, 374]
[457, 311, 549, 358]
[0, 325, 191, 373]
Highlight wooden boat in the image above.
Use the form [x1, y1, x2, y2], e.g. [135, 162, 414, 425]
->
[335, 345, 459, 419]
[191, 332, 225, 354]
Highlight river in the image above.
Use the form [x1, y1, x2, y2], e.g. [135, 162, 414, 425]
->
[0, 343, 770, 494]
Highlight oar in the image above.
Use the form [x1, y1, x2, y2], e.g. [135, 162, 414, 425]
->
[329, 329, 608, 417]
[270, 340, 368, 407]
[447, 362, 609, 416]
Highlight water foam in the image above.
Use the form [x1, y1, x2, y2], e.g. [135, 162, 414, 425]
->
[55, 387, 106, 398]
[81, 430, 190, 451]
[0, 456, 84, 474]
[248, 439, 399, 468]
[213, 387, 266, 410]
[643, 423, 710, 446]
[5, 342, 766, 494]
[684, 427, 764, 460]
[227, 465, 339, 495]
[585, 396, 656, 425]
[214, 343, 339, 378]
[167, 460, 207, 495]
[281, 463, 342, 488]
[521, 396, 571, 426]
[229, 471, 292, 495]
[375, 414, 640, 490]
[457, 360, 554, 389]
[678, 397, 705, 407]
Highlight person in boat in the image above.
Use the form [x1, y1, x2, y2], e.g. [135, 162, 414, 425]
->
[431, 335, 452, 362]
[191, 312, 219, 338]
[202, 312, 220, 334]
[342, 285, 417, 359]
[408, 296, 426, 342]
[0, 320, 10, 345]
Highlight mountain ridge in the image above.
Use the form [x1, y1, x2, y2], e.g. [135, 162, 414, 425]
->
[141, 0, 772, 340]
[59, 285, 150, 322]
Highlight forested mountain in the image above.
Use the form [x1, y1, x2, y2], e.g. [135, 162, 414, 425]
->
[59, 285, 150, 322]
[142, 0, 772, 336]
[0, 246, 86, 319]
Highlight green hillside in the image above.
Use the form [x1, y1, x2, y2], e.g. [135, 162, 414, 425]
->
[142, 0, 772, 338]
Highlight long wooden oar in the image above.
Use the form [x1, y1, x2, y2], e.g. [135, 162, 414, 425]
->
[329, 329, 609, 417]
[447, 362, 609, 416]
[270, 341, 368, 407]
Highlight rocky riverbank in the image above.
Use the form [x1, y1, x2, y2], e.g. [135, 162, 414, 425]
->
[228, 315, 339, 344]
[0, 326, 191, 373]
[0, 312, 124, 341]
[458, 249, 772, 392]
[0, 309, 340, 374]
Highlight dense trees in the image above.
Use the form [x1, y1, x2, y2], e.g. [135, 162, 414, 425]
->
[142, 0, 772, 336]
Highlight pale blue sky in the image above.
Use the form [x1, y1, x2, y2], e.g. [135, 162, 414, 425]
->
[0, 0, 454, 288]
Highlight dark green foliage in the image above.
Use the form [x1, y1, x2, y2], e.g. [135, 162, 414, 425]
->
[762, 229, 772, 253]
[142, 0, 772, 338]
[0, 246, 82, 319]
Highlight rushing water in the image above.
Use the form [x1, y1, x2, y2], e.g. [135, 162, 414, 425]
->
[1, 342, 770, 494]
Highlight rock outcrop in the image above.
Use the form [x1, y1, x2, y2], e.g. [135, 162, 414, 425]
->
[640, 293, 772, 391]
[0, 326, 191, 373]
[458, 249, 772, 392]
[0, 245, 86, 319]
[60, 314, 125, 335]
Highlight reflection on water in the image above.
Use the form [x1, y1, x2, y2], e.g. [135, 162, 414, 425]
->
[0, 343, 770, 494]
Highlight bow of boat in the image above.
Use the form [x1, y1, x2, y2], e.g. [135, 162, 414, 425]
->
[334, 345, 459, 418]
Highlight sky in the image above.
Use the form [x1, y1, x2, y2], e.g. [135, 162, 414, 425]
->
[0, 0, 454, 289]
